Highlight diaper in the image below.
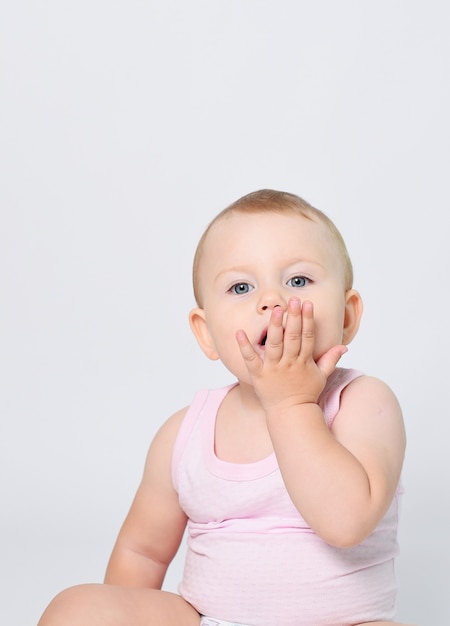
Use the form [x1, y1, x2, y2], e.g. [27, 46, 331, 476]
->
[200, 617, 251, 626]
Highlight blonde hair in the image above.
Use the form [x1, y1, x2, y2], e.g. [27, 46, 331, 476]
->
[192, 189, 354, 306]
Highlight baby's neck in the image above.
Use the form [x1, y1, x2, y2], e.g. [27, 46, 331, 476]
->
[228, 382, 267, 418]
[213, 384, 273, 464]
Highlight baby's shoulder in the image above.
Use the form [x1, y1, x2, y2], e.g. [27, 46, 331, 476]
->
[341, 373, 399, 403]
[335, 373, 404, 433]
[153, 405, 190, 445]
[141, 406, 190, 479]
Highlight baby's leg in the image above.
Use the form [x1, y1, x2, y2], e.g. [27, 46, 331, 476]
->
[37, 583, 200, 626]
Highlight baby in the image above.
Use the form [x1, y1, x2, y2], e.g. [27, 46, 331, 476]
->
[38, 190, 414, 626]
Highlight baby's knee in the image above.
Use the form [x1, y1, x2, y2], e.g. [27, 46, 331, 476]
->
[37, 583, 102, 626]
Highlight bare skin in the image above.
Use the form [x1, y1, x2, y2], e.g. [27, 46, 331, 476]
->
[37, 584, 200, 626]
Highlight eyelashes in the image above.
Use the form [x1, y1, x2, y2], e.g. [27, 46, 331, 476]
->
[229, 283, 253, 295]
[287, 276, 310, 288]
[228, 276, 311, 295]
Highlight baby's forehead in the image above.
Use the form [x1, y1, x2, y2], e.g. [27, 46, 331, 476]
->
[204, 209, 323, 247]
[200, 211, 339, 272]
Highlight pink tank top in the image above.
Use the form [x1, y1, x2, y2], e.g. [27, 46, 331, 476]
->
[172, 368, 402, 626]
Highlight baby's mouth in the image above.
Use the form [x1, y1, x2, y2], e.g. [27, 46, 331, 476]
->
[259, 330, 268, 347]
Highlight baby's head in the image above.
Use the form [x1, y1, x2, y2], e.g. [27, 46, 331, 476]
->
[189, 189, 362, 371]
[192, 189, 354, 308]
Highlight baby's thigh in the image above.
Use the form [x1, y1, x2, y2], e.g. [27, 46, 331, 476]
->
[37, 583, 200, 626]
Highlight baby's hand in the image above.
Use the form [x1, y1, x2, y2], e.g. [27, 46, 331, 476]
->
[236, 298, 347, 412]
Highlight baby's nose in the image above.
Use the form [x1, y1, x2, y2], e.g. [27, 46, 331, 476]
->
[258, 291, 287, 313]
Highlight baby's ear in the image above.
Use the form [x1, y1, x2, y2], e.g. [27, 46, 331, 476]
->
[342, 289, 363, 345]
[189, 308, 220, 361]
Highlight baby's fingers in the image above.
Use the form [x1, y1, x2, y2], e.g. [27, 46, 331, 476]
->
[264, 305, 285, 362]
[236, 329, 263, 375]
[297, 300, 315, 360]
[281, 297, 303, 359]
[316, 345, 348, 378]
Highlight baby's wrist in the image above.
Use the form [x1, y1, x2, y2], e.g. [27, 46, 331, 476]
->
[264, 399, 321, 421]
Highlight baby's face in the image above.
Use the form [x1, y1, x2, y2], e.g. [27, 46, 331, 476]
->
[194, 211, 354, 383]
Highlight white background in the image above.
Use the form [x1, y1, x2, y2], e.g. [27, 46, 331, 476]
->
[1, 2, 449, 624]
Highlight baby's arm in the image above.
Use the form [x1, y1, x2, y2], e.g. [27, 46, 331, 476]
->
[236, 298, 406, 548]
[269, 374, 405, 547]
[104, 408, 188, 588]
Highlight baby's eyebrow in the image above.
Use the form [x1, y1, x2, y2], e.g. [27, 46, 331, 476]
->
[213, 265, 253, 282]
[215, 259, 324, 278]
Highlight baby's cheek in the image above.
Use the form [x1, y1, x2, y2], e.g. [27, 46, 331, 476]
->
[312, 329, 341, 360]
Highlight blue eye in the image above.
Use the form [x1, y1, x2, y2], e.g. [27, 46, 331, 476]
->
[288, 276, 309, 288]
[230, 282, 253, 295]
